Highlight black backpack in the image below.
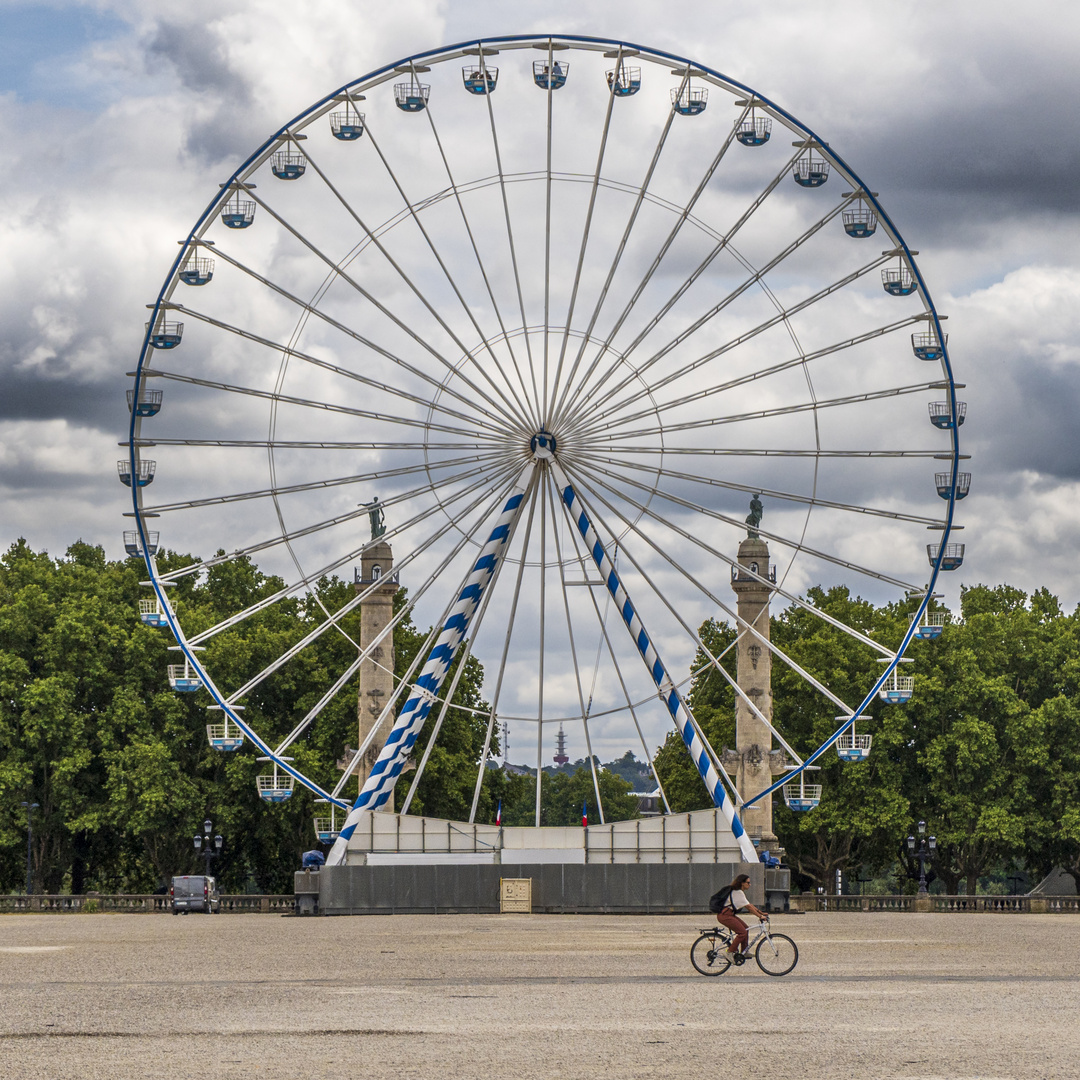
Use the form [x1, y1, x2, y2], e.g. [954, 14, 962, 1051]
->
[709, 885, 734, 913]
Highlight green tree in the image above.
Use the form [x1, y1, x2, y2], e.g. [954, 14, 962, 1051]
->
[501, 766, 639, 827]
[769, 586, 913, 888]
[653, 618, 738, 812]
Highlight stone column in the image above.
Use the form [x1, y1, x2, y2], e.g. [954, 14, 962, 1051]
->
[355, 540, 398, 807]
[728, 536, 783, 843]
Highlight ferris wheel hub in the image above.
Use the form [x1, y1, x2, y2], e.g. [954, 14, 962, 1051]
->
[529, 430, 557, 460]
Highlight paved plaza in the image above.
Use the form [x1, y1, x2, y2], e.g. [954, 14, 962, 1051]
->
[1, 911, 1078, 1079]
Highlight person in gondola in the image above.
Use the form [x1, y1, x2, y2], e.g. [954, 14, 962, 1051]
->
[709, 873, 768, 957]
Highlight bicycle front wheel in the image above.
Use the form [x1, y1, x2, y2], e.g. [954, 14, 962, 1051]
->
[691, 933, 732, 976]
[755, 932, 798, 976]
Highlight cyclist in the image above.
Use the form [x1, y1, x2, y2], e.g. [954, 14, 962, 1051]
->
[709, 873, 769, 957]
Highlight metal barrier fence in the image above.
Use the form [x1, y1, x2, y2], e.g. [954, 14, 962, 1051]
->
[0, 894, 294, 914]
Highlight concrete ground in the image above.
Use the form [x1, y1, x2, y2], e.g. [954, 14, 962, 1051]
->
[1, 912, 1078, 1080]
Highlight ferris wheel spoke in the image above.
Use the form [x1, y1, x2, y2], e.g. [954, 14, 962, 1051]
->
[548, 89, 684, 424]
[534, 473, 548, 825]
[565, 185, 851, 425]
[134, 438, 490, 451]
[222, 466, 523, 704]
[140, 368, 506, 442]
[574, 250, 895, 428]
[582, 451, 942, 527]
[329, 481, 528, 803]
[160, 301, 517, 439]
[241, 186, 529, 430]
[557, 143, 807, 427]
[483, 77, 542, 421]
[557, 503, 674, 814]
[303, 130, 533, 429]
[274, 650, 366, 757]
[561, 460, 856, 718]
[578, 312, 926, 437]
[547, 47, 621, 429]
[580, 379, 946, 443]
[576, 444, 958, 460]
[553, 460, 742, 809]
[543, 475, 606, 826]
[329, 502, 521, 805]
[333, 467, 537, 831]
[140, 450, 506, 516]
[154, 459, 499, 585]
[423, 98, 539, 431]
[203, 244, 527, 433]
[564, 454, 899, 658]
[400, 473, 538, 816]
[552, 99, 748, 424]
[565, 481, 803, 770]
[568, 451, 920, 593]
[178, 462, 519, 644]
[467, 481, 542, 823]
[542, 43, 556, 419]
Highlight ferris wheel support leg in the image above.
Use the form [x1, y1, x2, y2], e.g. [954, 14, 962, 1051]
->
[327, 465, 535, 866]
[549, 460, 759, 864]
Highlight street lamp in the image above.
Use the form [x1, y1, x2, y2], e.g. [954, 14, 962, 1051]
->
[905, 820, 937, 896]
[19, 802, 38, 896]
[193, 819, 224, 879]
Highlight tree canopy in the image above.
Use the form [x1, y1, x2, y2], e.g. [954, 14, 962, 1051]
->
[653, 583, 1080, 894]
[3, 537, 1079, 896]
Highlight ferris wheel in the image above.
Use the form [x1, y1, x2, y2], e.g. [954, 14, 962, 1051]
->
[123, 35, 965, 862]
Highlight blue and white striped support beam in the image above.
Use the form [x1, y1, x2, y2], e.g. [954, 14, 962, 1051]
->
[554, 464, 759, 863]
[327, 468, 533, 866]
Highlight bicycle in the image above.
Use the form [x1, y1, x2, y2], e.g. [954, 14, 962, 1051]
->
[691, 917, 798, 976]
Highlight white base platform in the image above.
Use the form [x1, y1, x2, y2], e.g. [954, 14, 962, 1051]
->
[341, 808, 745, 866]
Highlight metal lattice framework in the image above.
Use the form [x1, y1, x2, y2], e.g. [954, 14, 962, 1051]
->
[124, 35, 965, 856]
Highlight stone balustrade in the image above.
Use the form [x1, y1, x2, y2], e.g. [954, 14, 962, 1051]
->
[0, 894, 294, 914]
[2, 892, 1076, 914]
[789, 893, 1080, 913]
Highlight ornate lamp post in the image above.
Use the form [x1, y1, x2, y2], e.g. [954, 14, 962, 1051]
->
[905, 820, 937, 895]
[193, 819, 224, 878]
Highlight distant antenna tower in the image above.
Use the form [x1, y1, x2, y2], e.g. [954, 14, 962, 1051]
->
[553, 723, 569, 766]
[502, 717, 509, 764]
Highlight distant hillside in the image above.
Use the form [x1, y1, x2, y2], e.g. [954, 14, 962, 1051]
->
[539, 750, 654, 789]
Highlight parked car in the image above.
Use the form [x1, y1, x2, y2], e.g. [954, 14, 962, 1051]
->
[170, 875, 220, 914]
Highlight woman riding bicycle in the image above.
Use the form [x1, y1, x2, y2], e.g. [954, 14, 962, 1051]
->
[710, 873, 768, 957]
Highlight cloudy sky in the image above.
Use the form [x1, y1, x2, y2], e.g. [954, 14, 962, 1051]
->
[2, 1, 1079, 768]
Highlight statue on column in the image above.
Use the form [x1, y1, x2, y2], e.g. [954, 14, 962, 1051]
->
[745, 493, 763, 538]
[365, 496, 386, 540]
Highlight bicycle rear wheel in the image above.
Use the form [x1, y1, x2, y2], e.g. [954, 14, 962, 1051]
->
[755, 932, 798, 976]
[691, 933, 732, 976]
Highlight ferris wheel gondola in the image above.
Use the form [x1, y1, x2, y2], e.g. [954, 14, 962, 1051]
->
[123, 35, 965, 853]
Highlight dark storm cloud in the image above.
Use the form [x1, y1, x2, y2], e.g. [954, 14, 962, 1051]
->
[982, 363, 1080, 480]
[819, 52, 1080, 237]
[147, 19, 248, 97]
[145, 18, 264, 165]
[0, 368, 119, 428]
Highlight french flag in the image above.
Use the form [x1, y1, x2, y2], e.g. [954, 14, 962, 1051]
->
[582, 798, 588, 828]
[495, 799, 502, 827]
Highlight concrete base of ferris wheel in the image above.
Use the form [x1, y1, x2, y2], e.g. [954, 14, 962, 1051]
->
[316, 860, 763, 916]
